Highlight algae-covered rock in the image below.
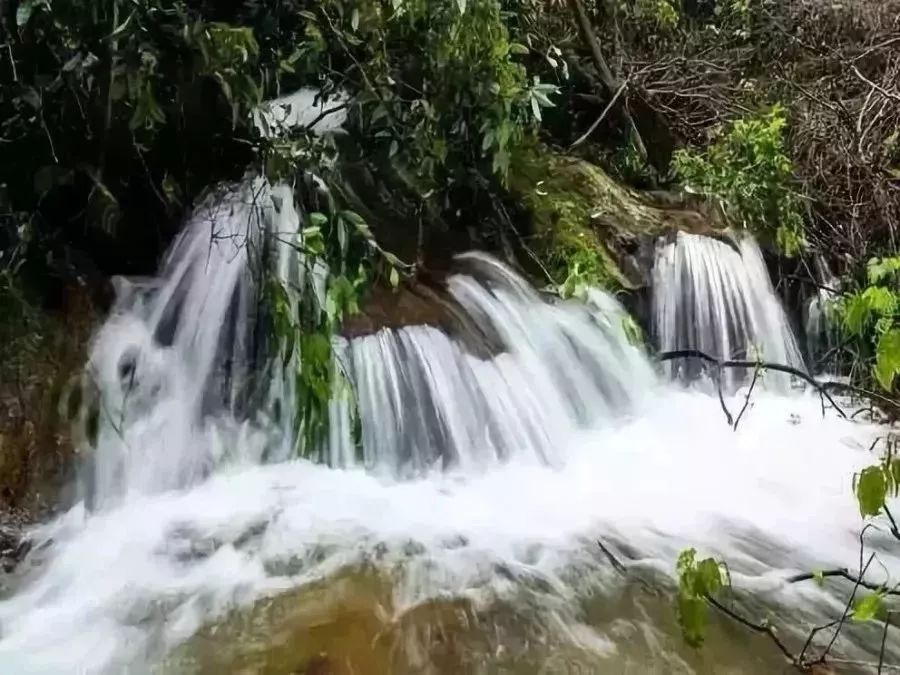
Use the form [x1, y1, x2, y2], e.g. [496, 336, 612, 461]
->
[509, 145, 721, 290]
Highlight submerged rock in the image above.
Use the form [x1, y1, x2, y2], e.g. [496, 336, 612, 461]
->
[0, 514, 32, 581]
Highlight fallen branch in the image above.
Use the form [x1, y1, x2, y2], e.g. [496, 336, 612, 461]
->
[705, 595, 798, 666]
[821, 380, 900, 417]
[786, 568, 900, 597]
[597, 539, 627, 575]
[569, 80, 628, 150]
[733, 363, 761, 431]
[658, 349, 848, 419]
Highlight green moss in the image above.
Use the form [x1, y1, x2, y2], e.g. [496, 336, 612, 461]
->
[509, 148, 624, 288]
[508, 143, 724, 292]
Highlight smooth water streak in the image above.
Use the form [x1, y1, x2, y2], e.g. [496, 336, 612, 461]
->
[653, 232, 805, 388]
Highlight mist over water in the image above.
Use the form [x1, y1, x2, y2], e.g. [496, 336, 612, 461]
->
[0, 183, 892, 673]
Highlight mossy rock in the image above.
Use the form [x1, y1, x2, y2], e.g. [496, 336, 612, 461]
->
[508, 144, 722, 290]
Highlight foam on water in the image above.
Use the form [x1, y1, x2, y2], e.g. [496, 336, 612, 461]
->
[0, 390, 886, 672]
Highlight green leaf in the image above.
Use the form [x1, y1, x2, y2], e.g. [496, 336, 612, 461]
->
[868, 257, 900, 285]
[856, 465, 888, 517]
[340, 210, 366, 227]
[852, 593, 884, 622]
[456, 0, 467, 13]
[843, 293, 873, 338]
[677, 595, 709, 648]
[508, 43, 529, 55]
[813, 570, 824, 587]
[389, 266, 400, 289]
[875, 329, 900, 392]
[531, 95, 542, 122]
[309, 212, 328, 228]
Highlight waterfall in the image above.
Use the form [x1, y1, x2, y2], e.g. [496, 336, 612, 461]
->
[347, 253, 654, 476]
[652, 232, 805, 387]
[804, 256, 840, 372]
[82, 181, 312, 506]
[80, 183, 654, 505]
[1, 192, 894, 673]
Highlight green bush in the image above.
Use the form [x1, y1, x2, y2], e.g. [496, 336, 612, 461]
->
[832, 256, 900, 392]
[672, 106, 805, 256]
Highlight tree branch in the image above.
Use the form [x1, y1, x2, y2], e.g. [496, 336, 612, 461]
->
[565, 0, 648, 161]
[658, 350, 847, 419]
[733, 363, 761, 431]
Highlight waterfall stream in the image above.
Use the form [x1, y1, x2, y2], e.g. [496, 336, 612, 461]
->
[0, 185, 893, 673]
[653, 232, 805, 389]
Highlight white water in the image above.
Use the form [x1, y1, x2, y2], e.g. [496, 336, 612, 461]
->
[0, 194, 893, 673]
[653, 232, 805, 388]
[348, 253, 653, 476]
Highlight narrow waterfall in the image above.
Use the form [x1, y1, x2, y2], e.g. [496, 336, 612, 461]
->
[804, 256, 840, 372]
[85, 183, 259, 504]
[652, 232, 805, 387]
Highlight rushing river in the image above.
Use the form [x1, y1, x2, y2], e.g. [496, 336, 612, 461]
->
[0, 182, 893, 673]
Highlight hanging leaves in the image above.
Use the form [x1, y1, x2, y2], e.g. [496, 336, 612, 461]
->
[676, 549, 729, 648]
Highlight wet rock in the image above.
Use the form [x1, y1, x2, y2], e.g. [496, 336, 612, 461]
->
[0, 516, 31, 575]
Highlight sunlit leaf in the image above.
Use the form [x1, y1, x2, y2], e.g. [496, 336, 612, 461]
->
[856, 465, 887, 517]
[852, 593, 884, 622]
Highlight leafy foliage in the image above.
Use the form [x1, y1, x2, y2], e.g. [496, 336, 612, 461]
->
[832, 256, 900, 392]
[676, 548, 729, 648]
[672, 106, 805, 256]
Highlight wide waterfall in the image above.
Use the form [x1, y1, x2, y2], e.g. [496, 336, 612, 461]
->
[0, 186, 895, 673]
[653, 232, 805, 388]
[349, 253, 653, 476]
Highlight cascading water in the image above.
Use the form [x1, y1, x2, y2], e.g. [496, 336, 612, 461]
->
[348, 253, 654, 476]
[805, 256, 841, 372]
[653, 231, 805, 388]
[0, 190, 895, 673]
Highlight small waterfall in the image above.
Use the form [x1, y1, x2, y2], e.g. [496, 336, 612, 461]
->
[652, 232, 804, 387]
[347, 253, 654, 476]
[804, 256, 840, 372]
[84, 180, 298, 506]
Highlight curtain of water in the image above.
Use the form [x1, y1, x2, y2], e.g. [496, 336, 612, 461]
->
[652, 232, 805, 388]
[347, 253, 654, 476]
